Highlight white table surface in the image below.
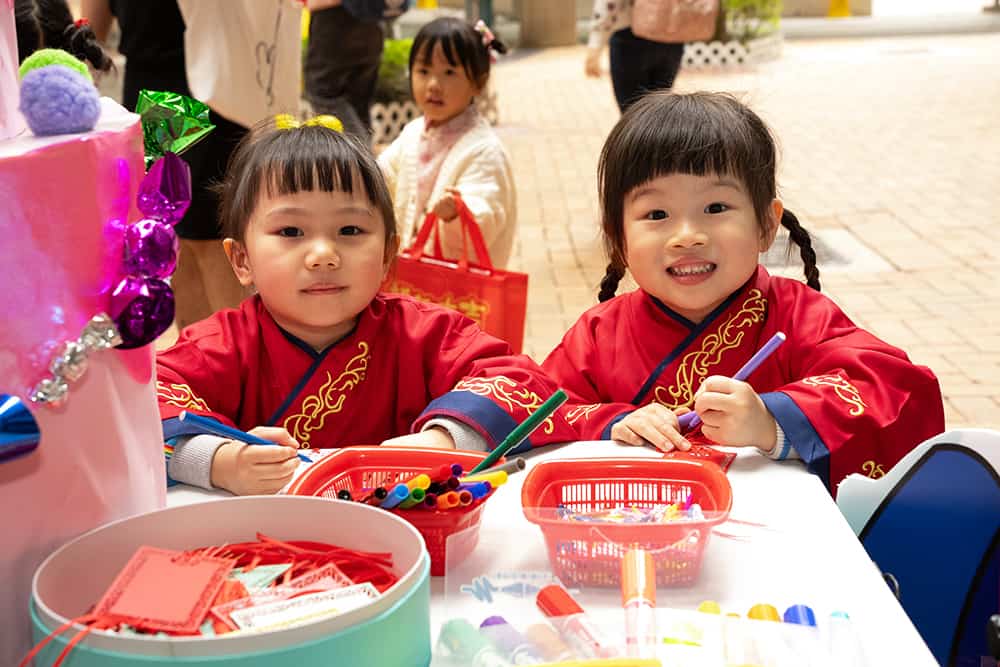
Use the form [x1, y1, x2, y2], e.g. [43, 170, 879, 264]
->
[168, 441, 936, 666]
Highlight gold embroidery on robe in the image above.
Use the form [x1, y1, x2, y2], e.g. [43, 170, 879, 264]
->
[157, 381, 210, 412]
[653, 290, 768, 409]
[386, 280, 490, 328]
[454, 376, 556, 435]
[861, 460, 886, 478]
[565, 404, 601, 425]
[282, 342, 370, 447]
[802, 374, 867, 416]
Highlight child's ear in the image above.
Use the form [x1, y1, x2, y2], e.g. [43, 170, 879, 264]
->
[223, 238, 254, 287]
[759, 199, 784, 252]
[382, 235, 401, 278]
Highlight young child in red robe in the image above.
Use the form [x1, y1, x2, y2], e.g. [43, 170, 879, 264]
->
[543, 92, 944, 493]
[157, 116, 575, 495]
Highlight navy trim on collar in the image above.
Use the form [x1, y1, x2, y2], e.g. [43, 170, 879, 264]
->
[266, 321, 359, 426]
[630, 288, 747, 405]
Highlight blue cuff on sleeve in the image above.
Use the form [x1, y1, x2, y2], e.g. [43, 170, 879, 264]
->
[415, 390, 522, 452]
[760, 391, 830, 488]
[600, 410, 635, 440]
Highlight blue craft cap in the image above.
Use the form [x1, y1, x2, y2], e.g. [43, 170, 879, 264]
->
[783, 604, 817, 626]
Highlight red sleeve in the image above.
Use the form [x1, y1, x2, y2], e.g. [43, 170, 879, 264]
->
[759, 284, 944, 492]
[542, 311, 638, 441]
[155, 314, 246, 429]
[406, 302, 578, 451]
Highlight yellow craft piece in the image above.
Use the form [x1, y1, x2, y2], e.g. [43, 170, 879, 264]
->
[828, 0, 851, 17]
[301, 8, 310, 40]
[416, 0, 438, 7]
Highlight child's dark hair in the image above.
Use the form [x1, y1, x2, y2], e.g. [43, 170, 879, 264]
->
[409, 17, 507, 91]
[219, 118, 397, 254]
[15, 0, 114, 71]
[596, 91, 820, 302]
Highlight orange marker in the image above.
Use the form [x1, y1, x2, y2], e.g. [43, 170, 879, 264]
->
[621, 548, 657, 658]
[436, 491, 460, 510]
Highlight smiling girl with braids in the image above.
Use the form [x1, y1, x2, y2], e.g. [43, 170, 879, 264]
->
[544, 91, 944, 493]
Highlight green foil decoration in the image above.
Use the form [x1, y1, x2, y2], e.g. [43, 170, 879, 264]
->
[135, 90, 215, 168]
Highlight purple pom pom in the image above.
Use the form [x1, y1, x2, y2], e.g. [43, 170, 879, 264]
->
[19, 65, 101, 136]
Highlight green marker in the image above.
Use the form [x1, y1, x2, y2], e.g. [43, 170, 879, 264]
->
[438, 619, 510, 667]
[468, 389, 568, 475]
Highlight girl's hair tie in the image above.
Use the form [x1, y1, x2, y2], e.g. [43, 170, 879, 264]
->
[274, 113, 344, 132]
[74, 17, 90, 28]
[474, 19, 495, 48]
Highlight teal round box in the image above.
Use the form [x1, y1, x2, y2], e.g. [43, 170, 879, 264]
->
[29, 496, 431, 666]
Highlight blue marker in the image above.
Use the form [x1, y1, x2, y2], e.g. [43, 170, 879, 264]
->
[379, 483, 410, 509]
[783, 605, 822, 667]
[178, 411, 312, 462]
[480, 615, 544, 665]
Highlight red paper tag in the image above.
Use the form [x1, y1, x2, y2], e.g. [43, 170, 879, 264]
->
[93, 546, 234, 635]
[663, 442, 736, 472]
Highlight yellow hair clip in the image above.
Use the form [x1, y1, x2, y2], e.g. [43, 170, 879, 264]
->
[274, 113, 344, 133]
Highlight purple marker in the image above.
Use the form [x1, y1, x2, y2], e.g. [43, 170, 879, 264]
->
[480, 615, 544, 665]
[679, 331, 787, 432]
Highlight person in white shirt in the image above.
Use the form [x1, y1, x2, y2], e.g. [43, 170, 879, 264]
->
[378, 17, 516, 267]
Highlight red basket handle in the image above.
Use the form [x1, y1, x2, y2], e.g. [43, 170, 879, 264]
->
[403, 194, 494, 271]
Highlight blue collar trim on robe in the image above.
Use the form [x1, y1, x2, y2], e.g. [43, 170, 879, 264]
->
[631, 288, 746, 405]
[265, 321, 360, 427]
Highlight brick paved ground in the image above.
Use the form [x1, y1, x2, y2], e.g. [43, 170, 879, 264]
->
[492, 33, 1000, 429]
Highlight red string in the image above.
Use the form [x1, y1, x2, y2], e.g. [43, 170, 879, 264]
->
[19, 613, 96, 667]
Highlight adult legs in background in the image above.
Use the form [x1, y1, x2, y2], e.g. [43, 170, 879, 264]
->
[170, 112, 249, 329]
[172, 238, 249, 330]
[608, 29, 685, 113]
[304, 6, 383, 142]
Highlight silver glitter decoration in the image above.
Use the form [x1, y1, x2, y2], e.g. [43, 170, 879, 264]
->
[30, 314, 122, 409]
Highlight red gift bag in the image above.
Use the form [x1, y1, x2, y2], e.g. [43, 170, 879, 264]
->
[384, 196, 528, 353]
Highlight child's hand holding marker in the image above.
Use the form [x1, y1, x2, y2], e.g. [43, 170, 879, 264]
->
[210, 426, 302, 496]
[691, 376, 779, 451]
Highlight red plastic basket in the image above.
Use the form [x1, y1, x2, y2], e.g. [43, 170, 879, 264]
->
[285, 447, 496, 576]
[521, 458, 733, 587]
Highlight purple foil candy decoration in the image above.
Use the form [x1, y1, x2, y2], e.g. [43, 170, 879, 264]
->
[110, 276, 175, 349]
[124, 219, 178, 279]
[137, 152, 192, 226]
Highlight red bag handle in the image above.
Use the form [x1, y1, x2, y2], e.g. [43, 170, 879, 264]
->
[404, 194, 494, 271]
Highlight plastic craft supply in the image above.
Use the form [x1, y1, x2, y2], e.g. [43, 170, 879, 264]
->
[536, 584, 617, 659]
[828, 611, 866, 667]
[462, 470, 508, 487]
[556, 502, 703, 524]
[621, 549, 656, 658]
[284, 447, 499, 575]
[380, 484, 410, 509]
[522, 458, 732, 587]
[398, 488, 426, 509]
[439, 619, 511, 667]
[480, 615, 545, 665]
[524, 624, 574, 662]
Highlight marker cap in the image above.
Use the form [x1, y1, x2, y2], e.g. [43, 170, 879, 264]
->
[536, 584, 583, 618]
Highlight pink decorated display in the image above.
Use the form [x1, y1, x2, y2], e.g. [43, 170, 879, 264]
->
[0, 98, 165, 663]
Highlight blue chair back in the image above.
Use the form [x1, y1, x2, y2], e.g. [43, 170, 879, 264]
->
[845, 434, 1000, 666]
